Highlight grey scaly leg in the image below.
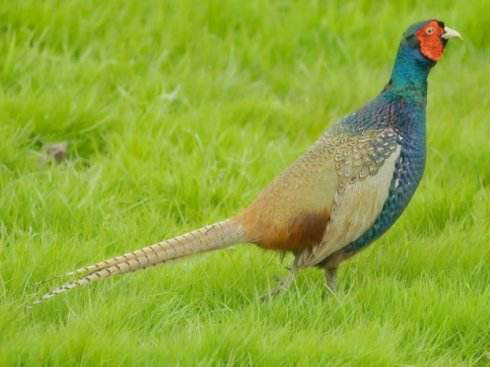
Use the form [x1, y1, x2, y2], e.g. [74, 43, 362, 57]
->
[324, 266, 337, 293]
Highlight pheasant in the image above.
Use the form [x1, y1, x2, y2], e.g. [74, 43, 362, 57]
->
[34, 20, 461, 304]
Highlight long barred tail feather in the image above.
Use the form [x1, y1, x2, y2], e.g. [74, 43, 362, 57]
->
[32, 219, 246, 306]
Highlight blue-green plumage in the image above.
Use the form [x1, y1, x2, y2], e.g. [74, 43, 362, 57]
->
[337, 21, 437, 256]
[344, 96, 426, 254]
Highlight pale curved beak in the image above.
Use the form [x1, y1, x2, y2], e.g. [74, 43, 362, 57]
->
[442, 26, 462, 40]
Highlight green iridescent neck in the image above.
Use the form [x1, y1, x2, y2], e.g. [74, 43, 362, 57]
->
[386, 42, 434, 102]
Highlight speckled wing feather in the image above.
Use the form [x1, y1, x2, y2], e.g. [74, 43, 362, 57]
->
[296, 127, 400, 267]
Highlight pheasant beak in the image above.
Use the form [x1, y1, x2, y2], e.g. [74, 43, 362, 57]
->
[442, 26, 462, 40]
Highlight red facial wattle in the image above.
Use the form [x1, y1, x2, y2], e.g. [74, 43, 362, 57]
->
[415, 20, 445, 61]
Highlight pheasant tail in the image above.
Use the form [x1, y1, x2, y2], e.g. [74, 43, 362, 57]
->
[33, 219, 246, 305]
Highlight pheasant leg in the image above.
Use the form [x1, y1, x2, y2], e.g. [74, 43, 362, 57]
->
[324, 266, 337, 293]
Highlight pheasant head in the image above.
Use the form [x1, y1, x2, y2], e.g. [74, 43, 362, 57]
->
[389, 19, 461, 92]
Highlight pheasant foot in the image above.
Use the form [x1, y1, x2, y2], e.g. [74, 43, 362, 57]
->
[260, 266, 297, 300]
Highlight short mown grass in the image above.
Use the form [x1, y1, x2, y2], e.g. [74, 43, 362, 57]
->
[0, 0, 489, 366]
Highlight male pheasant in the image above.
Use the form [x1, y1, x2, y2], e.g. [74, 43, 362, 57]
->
[35, 20, 461, 304]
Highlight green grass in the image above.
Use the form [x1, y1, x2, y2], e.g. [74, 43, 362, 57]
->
[1, 0, 489, 365]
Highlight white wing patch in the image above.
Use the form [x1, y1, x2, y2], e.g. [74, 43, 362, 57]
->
[297, 144, 401, 268]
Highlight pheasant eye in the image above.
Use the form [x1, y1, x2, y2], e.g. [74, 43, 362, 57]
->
[425, 27, 435, 35]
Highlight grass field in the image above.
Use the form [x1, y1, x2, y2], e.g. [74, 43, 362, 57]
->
[1, 0, 489, 366]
